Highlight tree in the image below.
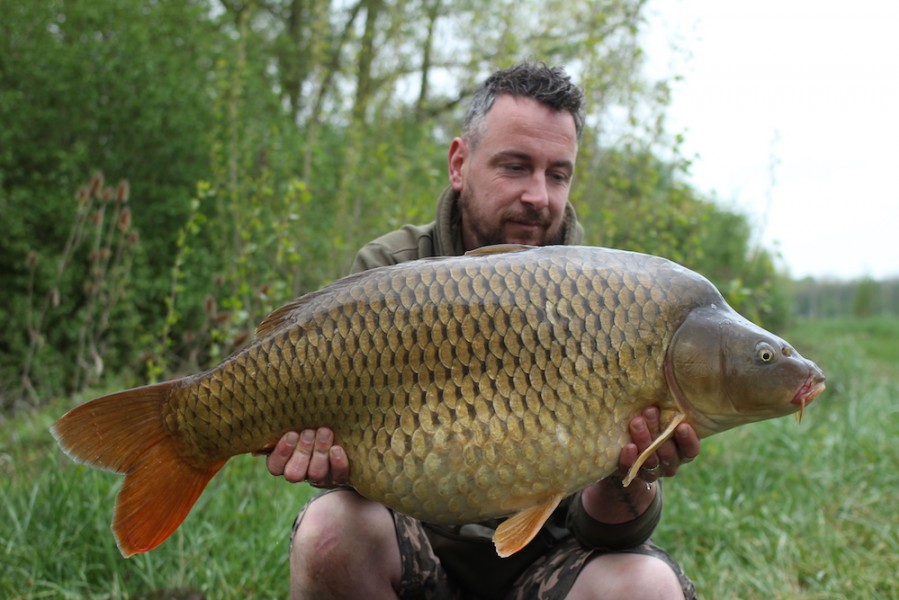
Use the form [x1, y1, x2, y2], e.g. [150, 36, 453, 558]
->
[853, 277, 878, 318]
[1, 0, 789, 406]
[0, 0, 219, 403]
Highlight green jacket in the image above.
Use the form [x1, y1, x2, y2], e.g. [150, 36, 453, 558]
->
[350, 186, 584, 274]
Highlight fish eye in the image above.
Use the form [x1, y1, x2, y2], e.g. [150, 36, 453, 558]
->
[756, 342, 776, 363]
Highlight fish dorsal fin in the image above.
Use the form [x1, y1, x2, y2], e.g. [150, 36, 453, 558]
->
[255, 296, 318, 339]
[493, 493, 565, 557]
[465, 244, 535, 256]
[257, 245, 531, 338]
[622, 412, 687, 487]
[254, 270, 375, 339]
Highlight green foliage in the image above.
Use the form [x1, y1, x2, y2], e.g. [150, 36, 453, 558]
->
[2, 0, 789, 404]
[1, 0, 219, 402]
[574, 145, 788, 329]
[852, 278, 876, 317]
[0, 173, 141, 410]
[793, 277, 899, 319]
[145, 191, 208, 383]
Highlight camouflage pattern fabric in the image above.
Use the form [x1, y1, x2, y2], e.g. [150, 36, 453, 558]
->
[292, 490, 696, 599]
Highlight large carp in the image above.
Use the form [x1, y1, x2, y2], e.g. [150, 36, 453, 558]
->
[52, 245, 825, 558]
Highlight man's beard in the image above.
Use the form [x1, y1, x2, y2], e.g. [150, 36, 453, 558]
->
[459, 188, 569, 248]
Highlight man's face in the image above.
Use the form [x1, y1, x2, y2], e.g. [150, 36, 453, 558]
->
[448, 95, 578, 251]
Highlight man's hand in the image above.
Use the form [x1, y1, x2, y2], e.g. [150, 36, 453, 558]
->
[619, 406, 700, 484]
[582, 406, 701, 524]
[266, 427, 350, 487]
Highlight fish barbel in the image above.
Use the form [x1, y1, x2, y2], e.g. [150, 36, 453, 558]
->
[52, 245, 825, 557]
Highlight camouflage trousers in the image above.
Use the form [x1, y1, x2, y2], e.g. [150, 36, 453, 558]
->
[292, 490, 696, 600]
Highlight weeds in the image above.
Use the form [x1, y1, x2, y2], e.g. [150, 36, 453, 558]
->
[19, 174, 138, 406]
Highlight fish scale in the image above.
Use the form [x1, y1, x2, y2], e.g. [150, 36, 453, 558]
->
[52, 244, 826, 558]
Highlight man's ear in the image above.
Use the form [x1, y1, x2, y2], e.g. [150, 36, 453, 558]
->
[448, 137, 467, 191]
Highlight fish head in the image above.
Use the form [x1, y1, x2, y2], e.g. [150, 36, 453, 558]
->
[666, 305, 826, 438]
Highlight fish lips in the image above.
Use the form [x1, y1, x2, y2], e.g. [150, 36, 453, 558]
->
[791, 365, 827, 407]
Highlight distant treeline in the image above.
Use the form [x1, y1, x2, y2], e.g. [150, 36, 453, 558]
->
[793, 277, 899, 319]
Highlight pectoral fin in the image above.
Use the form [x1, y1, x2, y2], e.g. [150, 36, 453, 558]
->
[493, 493, 565, 558]
[622, 412, 687, 487]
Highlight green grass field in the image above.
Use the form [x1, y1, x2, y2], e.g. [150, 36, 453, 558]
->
[2, 317, 897, 599]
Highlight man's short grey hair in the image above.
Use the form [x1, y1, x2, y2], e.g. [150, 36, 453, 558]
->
[462, 62, 585, 147]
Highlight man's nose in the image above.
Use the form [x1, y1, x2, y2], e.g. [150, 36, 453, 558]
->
[520, 173, 550, 208]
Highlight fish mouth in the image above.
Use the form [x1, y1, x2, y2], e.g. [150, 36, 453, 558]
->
[792, 375, 826, 406]
[791, 372, 826, 422]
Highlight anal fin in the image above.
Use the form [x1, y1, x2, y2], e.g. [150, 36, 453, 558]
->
[493, 493, 565, 558]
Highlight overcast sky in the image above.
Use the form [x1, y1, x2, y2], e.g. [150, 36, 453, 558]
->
[643, 0, 899, 280]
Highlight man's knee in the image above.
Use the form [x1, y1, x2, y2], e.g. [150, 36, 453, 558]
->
[290, 490, 402, 598]
[292, 489, 394, 560]
[567, 553, 686, 600]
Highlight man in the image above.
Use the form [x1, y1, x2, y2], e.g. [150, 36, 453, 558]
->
[267, 63, 700, 599]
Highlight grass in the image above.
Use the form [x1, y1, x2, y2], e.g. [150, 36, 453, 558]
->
[655, 316, 899, 599]
[1, 397, 317, 599]
[2, 317, 897, 598]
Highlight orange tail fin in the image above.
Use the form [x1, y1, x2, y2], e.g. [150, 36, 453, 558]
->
[51, 382, 226, 557]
